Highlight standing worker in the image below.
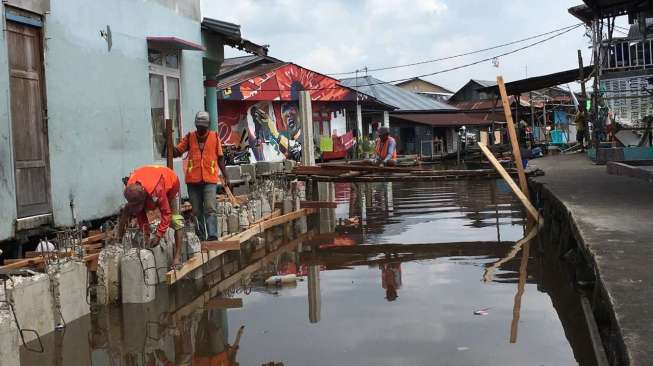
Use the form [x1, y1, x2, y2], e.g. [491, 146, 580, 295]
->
[117, 165, 185, 267]
[374, 126, 397, 166]
[173, 111, 230, 241]
[574, 107, 588, 151]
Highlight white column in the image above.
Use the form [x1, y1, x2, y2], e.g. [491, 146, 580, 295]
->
[383, 111, 389, 128]
[299, 91, 315, 166]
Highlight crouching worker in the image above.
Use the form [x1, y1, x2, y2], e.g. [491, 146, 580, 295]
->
[375, 126, 397, 166]
[116, 165, 185, 267]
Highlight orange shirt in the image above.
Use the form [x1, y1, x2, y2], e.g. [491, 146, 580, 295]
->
[127, 165, 180, 237]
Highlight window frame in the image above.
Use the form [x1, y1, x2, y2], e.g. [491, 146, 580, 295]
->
[148, 47, 183, 160]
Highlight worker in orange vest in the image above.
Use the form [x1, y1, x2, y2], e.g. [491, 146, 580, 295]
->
[117, 165, 185, 266]
[375, 126, 397, 166]
[173, 111, 230, 241]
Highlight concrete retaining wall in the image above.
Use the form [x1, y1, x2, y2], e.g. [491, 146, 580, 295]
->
[0, 310, 19, 366]
[48, 260, 90, 325]
[6, 273, 55, 343]
[120, 249, 157, 303]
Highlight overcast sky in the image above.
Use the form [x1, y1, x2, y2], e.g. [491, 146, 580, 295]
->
[200, 0, 601, 92]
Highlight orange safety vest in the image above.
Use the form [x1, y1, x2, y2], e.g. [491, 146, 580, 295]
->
[127, 165, 179, 196]
[375, 136, 397, 161]
[185, 131, 221, 184]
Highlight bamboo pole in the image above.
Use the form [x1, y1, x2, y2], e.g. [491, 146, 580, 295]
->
[496, 76, 530, 199]
[478, 143, 538, 221]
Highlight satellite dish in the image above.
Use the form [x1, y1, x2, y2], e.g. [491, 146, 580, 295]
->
[100, 25, 112, 52]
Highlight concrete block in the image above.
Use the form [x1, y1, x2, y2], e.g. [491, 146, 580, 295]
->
[97, 245, 124, 304]
[295, 216, 308, 235]
[226, 165, 242, 181]
[233, 184, 250, 195]
[255, 161, 273, 176]
[120, 249, 156, 304]
[48, 260, 90, 325]
[283, 159, 296, 172]
[6, 273, 55, 342]
[152, 231, 174, 283]
[183, 232, 203, 280]
[252, 199, 262, 220]
[182, 231, 201, 262]
[228, 214, 239, 234]
[0, 310, 20, 366]
[261, 196, 272, 216]
[239, 208, 250, 229]
[240, 163, 256, 181]
[283, 198, 293, 214]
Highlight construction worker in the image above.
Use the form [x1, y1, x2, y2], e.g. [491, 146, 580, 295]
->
[374, 126, 397, 166]
[575, 107, 588, 151]
[173, 111, 230, 241]
[117, 165, 185, 267]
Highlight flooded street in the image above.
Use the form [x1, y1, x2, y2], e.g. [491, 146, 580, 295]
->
[22, 180, 584, 365]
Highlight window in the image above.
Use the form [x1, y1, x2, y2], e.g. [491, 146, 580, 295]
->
[148, 48, 181, 158]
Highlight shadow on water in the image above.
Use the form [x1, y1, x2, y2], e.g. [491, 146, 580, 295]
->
[20, 180, 598, 365]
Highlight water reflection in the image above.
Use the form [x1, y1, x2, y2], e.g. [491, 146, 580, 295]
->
[21, 180, 590, 366]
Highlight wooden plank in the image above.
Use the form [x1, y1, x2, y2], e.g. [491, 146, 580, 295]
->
[1, 257, 46, 270]
[83, 243, 104, 250]
[205, 297, 243, 310]
[167, 208, 310, 284]
[318, 163, 430, 173]
[3, 259, 27, 265]
[201, 240, 241, 252]
[82, 233, 106, 244]
[496, 76, 529, 199]
[261, 209, 313, 230]
[478, 142, 539, 220]
[25, 251, 73, 258]
[300, 200, 337, 209]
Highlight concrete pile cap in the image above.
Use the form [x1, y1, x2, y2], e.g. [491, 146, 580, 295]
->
[7, 272, 48, 288]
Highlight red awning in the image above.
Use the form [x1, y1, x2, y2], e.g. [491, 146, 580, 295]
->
[146, 36, 204, 51]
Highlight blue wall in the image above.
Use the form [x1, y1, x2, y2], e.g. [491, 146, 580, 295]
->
[0, 0, 205, 240]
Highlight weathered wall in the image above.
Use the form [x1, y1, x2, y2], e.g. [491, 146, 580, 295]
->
[0, 4, 18, 240]
[146, 0, 201, 21]
[0, 0, 205, 241]
[4, 0, 49, 14]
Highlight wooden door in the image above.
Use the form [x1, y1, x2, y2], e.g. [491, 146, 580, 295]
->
[7, 20, 51, 218]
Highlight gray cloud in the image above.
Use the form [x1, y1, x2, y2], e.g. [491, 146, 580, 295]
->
[201, 0, 593, 91]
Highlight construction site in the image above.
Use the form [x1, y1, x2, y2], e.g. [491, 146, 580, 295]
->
[2, 0, 653, 365]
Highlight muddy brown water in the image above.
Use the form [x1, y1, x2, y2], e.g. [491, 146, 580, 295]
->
[20, 180, 594, 366]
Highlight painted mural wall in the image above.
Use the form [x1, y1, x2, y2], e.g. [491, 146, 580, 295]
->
[218, 63, 356, 161]
[218, 100, 351, 161]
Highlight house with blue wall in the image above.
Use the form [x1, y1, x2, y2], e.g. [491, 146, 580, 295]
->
[0, 0, 265, 247]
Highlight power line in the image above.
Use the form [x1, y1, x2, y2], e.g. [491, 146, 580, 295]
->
[327, 23, 584, 76]
[229, 24, 583, 92]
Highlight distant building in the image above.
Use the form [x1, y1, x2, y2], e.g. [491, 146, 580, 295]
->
[448, 79, 497, 103]
[341, 75, 493, 155]
[395, 78, 454, 102]
[216, 59, 392, 162]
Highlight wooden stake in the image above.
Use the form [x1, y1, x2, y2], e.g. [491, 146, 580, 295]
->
[496, 76, 530, 199]
[478, 143, 538, 220]
[224, 185, 239, 208]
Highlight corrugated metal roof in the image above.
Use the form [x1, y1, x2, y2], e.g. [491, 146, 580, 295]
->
[201, 18, 241, 39]
[340, 75, 456, 111]
[216, 62, 286, 90]
[392, 113, 493, 126]
[219, 55, 283, 76]
[472, 79, 496, 88]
